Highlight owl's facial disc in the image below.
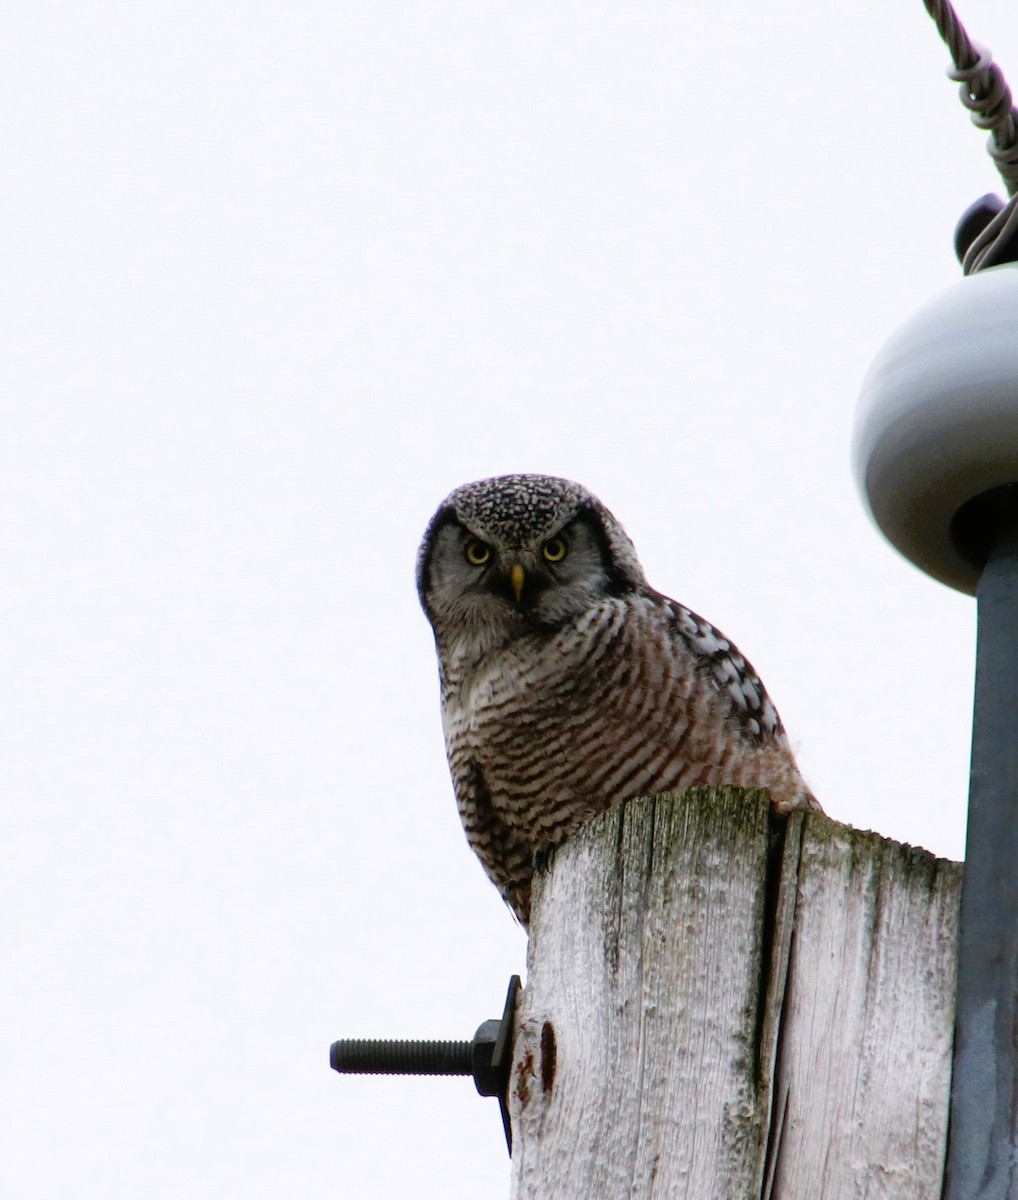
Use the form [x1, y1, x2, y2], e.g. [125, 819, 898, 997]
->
[467, 523, 603, 619]
[456, 529, 566, 613]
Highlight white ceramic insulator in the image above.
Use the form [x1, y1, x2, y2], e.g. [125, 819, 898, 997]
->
[853, 262, 1018, 595]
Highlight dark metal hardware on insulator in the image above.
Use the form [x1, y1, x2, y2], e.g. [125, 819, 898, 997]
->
[954, 194, 1004, 261]
[954, 193, 1018, 265]
[330, 974, 520, 1154]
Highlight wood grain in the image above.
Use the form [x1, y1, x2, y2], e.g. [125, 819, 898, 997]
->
[508, 788, 961, 1199]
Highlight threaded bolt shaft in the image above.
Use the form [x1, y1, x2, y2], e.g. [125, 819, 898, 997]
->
[330, 1038, 473, 1077]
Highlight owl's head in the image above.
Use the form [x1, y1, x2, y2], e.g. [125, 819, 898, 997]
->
[417, 474, 647, 640]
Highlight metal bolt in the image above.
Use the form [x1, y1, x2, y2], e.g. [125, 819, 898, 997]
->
[330, 974, 520, 1153]
[330, 1037, 473, 1077]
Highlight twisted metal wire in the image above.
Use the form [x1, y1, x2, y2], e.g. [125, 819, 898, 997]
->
[922, 0, 1018, 193]
[923, 0, 980, 75]
[922, 0, 1018, 271]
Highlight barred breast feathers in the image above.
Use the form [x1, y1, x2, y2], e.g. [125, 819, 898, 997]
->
[418, 474, 819, 925]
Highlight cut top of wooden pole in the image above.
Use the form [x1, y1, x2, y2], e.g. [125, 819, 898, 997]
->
[508, 786, 961, 1200]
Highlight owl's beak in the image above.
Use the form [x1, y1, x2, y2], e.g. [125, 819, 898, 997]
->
[510, 562, 525, 603]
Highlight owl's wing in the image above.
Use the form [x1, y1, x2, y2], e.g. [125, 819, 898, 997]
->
[651, 592, 788, 746]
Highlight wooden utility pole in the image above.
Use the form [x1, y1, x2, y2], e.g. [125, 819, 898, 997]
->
[508, 786, 961, 1198]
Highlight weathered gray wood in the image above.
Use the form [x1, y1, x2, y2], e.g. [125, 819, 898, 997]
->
[508, 787, 962, 1200]
[769, 820, 961, 1196]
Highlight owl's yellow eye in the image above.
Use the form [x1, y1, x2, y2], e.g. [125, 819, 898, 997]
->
[464, 540, 491, 566]
[542, 538, 567, 563]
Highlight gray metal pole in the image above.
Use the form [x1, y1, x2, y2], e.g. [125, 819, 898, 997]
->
[944, 488, 1018, 1200]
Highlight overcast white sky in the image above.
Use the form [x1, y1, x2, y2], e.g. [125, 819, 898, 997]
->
[4, 2, 1017, 1196]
